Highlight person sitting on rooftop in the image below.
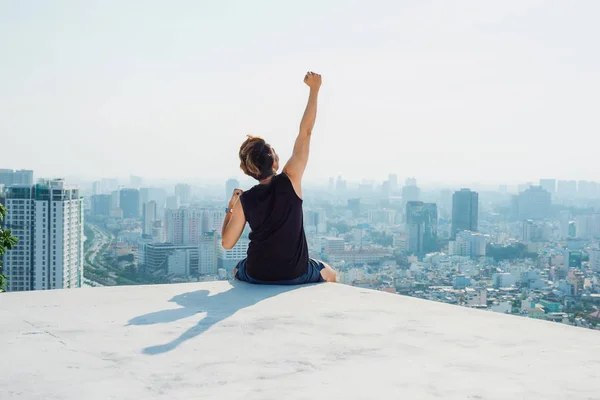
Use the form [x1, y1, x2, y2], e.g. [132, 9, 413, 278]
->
[221, 71, 337, 285]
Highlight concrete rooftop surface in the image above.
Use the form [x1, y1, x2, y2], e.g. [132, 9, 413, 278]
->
[1, 282, 599, 400]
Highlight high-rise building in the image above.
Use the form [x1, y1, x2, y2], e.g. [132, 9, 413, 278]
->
[402, 184, 420, 204]
[405, 202, 438, 256]
[388, 174, 398, 193]
[522, 220, 550, 243]
[120, 189, 140, 219]
[91, 194, 111, 217]
[151, 220, 164, 242]
[577, 181, 599, 198]
[517, 186, 551, 220]
[439, 189, 453, 219]
[347, 198, 361, 218]
[225, 178, 240, 201]
[164, 208, 203, 245]
[138, 242, 198, 276]
[405, 177, 417, 187]
[175, 183, 192, 205]
[589, 248, 600, 272]
[91, 181, 101, 195]
[1, 180, 84, 292]
[166, 195, 180, 211]
[202, 208, 226, 233]
[139, 187, 166, 219]
[574, 214, 600, 239]
[0, 169, 34, 187]
[557, 180, 577, 197]
[142, 201, 157, 235]
[559, 210, 572, 239]
[199, 231, 218, 275]
[563, 250, 582, 271]
[111, 190, 120, 209]
[218, 235, 249, 272]
[539, 179, 556, 194]
[335, 176, 347, 193]
[451, 189, 479, 239]
[304, 209, 327, 233]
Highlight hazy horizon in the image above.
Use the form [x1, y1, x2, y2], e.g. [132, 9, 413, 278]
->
[2, 1, 599, 184]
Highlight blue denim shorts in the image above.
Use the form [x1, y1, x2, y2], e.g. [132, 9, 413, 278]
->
[234, 258, 326, 285]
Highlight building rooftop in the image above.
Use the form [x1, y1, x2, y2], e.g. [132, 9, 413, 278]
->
[1, 282, 598, 399]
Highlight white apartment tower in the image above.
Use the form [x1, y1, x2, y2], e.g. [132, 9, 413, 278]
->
[2, 180, 84, 291]
[142, 201, 157, 236]
[198, 231, 218, 275]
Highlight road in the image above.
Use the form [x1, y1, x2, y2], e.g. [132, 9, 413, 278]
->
[84, 223, 118, 285]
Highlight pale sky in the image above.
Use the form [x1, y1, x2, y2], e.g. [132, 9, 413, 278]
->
[1, 0, 599, 186]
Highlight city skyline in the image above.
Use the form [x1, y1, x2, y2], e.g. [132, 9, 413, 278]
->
[2, 1, 600, 183]
[4, 167, 600, 195]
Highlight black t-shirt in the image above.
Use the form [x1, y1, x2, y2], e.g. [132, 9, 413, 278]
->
[239, 173, 309, 281]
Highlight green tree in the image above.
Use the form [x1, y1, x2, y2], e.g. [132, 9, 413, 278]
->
[0, 204, 19, 292]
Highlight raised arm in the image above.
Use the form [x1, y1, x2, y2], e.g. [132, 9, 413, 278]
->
[283, 72, 322, 198]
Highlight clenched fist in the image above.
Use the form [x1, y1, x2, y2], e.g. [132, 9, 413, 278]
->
[304, 71, 322, 90]
[231, 188, 243, 198]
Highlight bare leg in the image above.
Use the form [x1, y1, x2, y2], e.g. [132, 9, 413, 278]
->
[320, 262, 337, 283]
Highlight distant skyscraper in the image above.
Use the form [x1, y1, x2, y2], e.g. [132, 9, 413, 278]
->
[111, 190, 120, 209]
[328, 177, 335, 192]
[451, 189, 479, 239]
[199, 231, 218, 275]
[92, 181, 101, 195]
[140, 187, 167, 218]
[557, 180, 577, 197]
[335, 176, 347, 193]
[304, 209, 327, 233]
[151, 220, 164, 242]
[347, 198, 361, 218]
[175, 183, 192, 204]
[143, 201, 157, 235]
[522, 220, 549, 243]
[164, 208, 203, 245]
[577, 180, 599, 198]
[0, 169, 33, 187]
[91, 194, 111, 217]
[405, 201, 438, 256]
[166, 195, 180, 211]
[388, 174, 398, 193]
[225, 178, 240, 201]
[202, 208, 226, 233]
[574, 214, 600, 239]
[559, 210, 571, 239]
[517, 186, 551, 220]
[539, 179, 556, 194]
[438, 189, 453, 219]
[402, 184, 420, 204]
[218, 235, 249, 272]
[120, 189, 140, 219]
[589, 248, 600, 272]
[405, 177, 417, 187]
[2, 180, 83, 292]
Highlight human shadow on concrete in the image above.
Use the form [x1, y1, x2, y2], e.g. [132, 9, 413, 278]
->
[127, 281, 299, 355]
